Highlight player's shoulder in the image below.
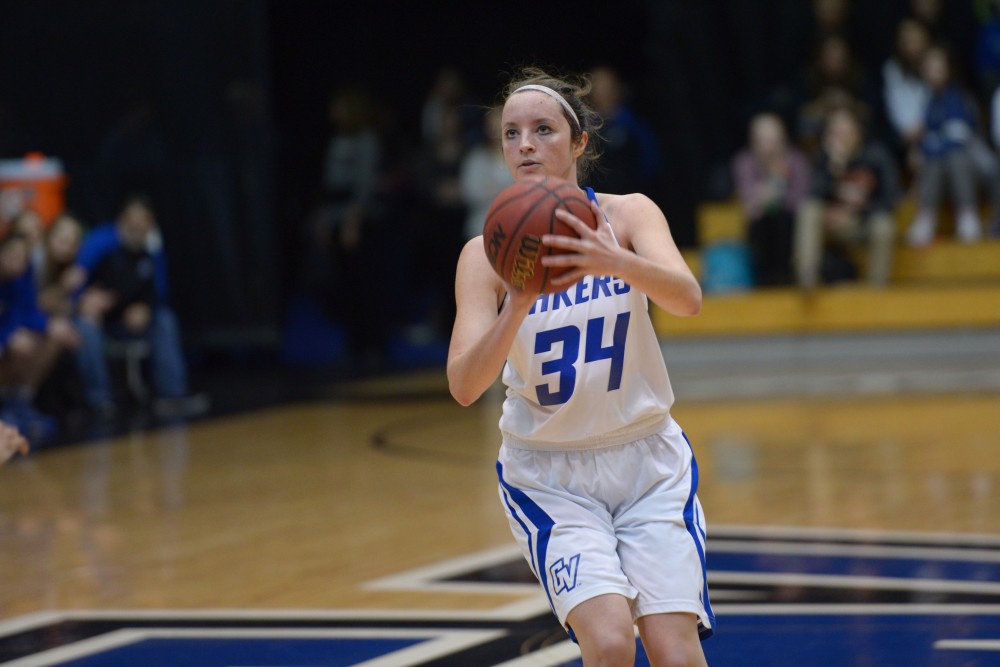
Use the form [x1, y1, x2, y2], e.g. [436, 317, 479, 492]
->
[593, 191, 659, 218]
[593, 192, 665, 238]
[459, 235, 487, 263]
[456, 235, 505, 300]
[457, 235, 498, 279]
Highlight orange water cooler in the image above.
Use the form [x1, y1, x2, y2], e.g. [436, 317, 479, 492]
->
[0, 153, 67, 234]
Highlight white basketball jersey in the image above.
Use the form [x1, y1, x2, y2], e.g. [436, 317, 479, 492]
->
[499, 191, 674, 448]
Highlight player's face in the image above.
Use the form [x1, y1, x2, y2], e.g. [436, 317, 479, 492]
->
[501, 91, 585, 182]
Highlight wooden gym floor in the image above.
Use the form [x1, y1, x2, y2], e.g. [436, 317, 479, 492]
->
[1, 330, 999, 665]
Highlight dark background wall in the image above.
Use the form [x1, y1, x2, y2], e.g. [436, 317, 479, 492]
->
[0, 0, 980, 350]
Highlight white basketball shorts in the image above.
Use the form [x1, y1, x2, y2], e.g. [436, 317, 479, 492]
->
[496, 415, 714, 639]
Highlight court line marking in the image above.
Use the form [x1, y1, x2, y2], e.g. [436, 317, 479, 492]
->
[364, 544, 524, 591]
[709, 571, 1000, 595]
[712, 603, 1000, 615]
[934, 639, 1000, 652]
[675, 367, 1000, 401]
[360, 528, 1000, 602]
[363, 527, 1000, 599]
[490, 639, 580, 666]
[703, 590, 770, 601]
[0, 613, 63, 640]
[710, 525, 1000, 547]
[0, 627, 506, 667]
[0, 606, 550, 639]
[369, 581, 540, 595]
[3, 604, 999, 666]
[709, 539, 1000, 563]
[491, 628, 643, 667]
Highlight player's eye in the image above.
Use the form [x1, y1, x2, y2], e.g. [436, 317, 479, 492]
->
[504, 128, 518, 139]
[537, 124, 552, 134]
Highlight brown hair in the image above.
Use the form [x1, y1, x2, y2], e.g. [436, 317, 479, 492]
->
[501, 67, 602, 181]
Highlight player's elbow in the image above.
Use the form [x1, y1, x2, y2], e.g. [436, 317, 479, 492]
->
[684, 292, 703, 317]
[449, 384, 480, 407]
[447, 367, 481, 407]
[675, 282, 702, 317]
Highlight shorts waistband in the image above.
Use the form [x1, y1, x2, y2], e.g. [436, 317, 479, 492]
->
[501, 413, 671, 451]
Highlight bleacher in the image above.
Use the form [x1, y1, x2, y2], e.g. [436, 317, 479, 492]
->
[653, 201, 1000, 337]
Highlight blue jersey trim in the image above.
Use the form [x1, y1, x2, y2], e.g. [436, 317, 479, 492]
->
[584, 186, 611, 225]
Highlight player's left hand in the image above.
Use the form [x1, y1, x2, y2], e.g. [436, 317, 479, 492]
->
[540, 201, 627, 286]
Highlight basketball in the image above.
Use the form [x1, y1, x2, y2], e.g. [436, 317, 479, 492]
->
[482, 175, 598, 294]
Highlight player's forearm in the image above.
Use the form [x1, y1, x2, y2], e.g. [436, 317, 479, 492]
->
[616, 254, 702, 317]
[448, 300, 532, 406]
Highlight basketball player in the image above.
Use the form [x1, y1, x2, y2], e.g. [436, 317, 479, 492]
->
[448, 68, 713, 666]
[0, 419, 29, 466]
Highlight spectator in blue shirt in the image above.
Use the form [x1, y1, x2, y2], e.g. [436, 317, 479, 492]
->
[907, 46, 999, 245]
[586, 66, 662, 195]
[75, 196, 207, 419]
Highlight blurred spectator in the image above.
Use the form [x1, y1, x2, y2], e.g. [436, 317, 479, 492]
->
[882, 18, 933, 169]
[907, 46, 998, 245]
[421, 67, 479, 148]
[732, 112, 812, 286]
[413, 105, 467, 341]
[909, 0, 946, 40]
[993, 79, 1000, 148]
[586, 66, 662, 195]
[75, 196, 207, 418]
[459, 106, 512, 241]
[306, 87, 394, 370]
[0, 418, 28, 465]
[794, 106, 900, 289]
[38, 215, 87, 319]
[35, 215, 90, 419]
[908, 0, 980, 79]
[802, 0, 889, 78]
[812, 0, 850, 37]
[0, 233, 80, 440]
[797, 34, 877, 156]
[10, 209, 46, 275]
[976, 0, 1000, 97]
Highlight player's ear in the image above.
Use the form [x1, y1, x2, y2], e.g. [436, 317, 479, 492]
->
[573, 131, 588, 159]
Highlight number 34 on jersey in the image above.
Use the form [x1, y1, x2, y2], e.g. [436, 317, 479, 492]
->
[533, 313, 631, 406]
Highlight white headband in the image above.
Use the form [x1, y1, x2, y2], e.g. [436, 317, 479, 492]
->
[510, 84, 580, 129]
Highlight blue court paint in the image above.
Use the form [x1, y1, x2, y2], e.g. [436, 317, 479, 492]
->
[7, 527, 999, 666]
[57, 637, 421, 667]
[701, 613, 1000, 667]
[554, 613, 1000, 667]
[709, 551, 1000, 582]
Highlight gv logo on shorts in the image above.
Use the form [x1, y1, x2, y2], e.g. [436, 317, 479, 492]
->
[549, 554, 581, 594]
